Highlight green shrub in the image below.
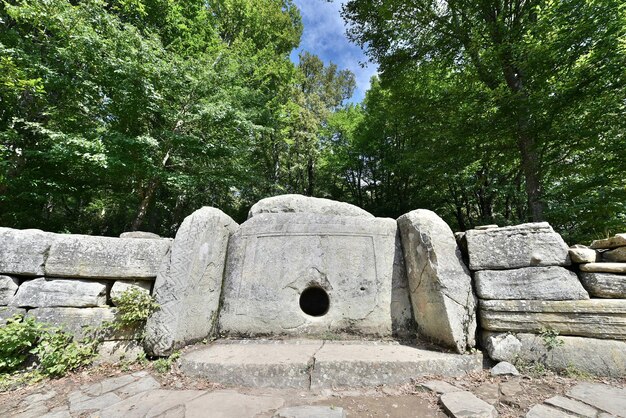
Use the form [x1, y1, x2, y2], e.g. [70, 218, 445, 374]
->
[0, 316, 42, 373]
[31, 329, 97, 377]
[0, 315, 96, 379]
[539, 328, 564, 351]
[111, 287, 159, 329]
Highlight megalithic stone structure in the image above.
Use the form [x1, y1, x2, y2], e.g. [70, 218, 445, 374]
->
[144, 207, 238, 356]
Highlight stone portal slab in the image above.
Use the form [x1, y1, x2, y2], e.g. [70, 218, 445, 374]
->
[218, 213, 411, 337]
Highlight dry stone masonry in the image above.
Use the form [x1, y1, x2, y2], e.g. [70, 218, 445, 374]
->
[0, 227, 172, 348]
[0, 194, 625, 379]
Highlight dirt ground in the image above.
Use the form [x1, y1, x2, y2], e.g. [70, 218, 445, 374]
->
[1, 361, 624, 418]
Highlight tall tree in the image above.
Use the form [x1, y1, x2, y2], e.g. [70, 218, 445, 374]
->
[343, 0, 626, 223]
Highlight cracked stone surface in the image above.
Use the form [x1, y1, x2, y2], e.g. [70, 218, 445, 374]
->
[219, 210, 413, 338]
[179, 340, 484, 389]
[526, 382, 626, 417]
[397, 209, 477, 353]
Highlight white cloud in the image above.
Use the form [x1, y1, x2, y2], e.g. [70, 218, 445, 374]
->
[290, 0, 378, 103]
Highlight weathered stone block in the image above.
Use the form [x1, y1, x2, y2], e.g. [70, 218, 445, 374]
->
[482, 332, 626, 377]
[579, 262, 626, 273]
[568, 245, 599, 263]
[475, 266, 589, 300]
[0, 306, 25, 323]
[397, 209, 476, 353]
[119, 231, 161, 239]
[11, 277, 107, 308]
[0, 275, 19, 304]
[440, 391, 497, 418]
[45, 234, 171, 279]
[218, 212, 409, 338]
[465, 222, 570, 270]
[479, 299, 626, 339]
[248, 194, 373, 219]
[27, 307, 138, 340]
[590, 233, 626, 249]
[603, 246, 626, 262]
[144, 207, 237, 356]
[110, 280, 151, 304]
[579, 272, 626, 298]
[0, 227, 55, 276]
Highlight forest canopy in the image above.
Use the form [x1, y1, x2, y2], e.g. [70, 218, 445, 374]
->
[1, 0, 624, 243]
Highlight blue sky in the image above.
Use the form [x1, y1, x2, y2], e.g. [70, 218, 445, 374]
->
[289, 0, 377, 103]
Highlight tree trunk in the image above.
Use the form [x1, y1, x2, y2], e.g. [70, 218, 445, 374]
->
[516, 131, 544, 221]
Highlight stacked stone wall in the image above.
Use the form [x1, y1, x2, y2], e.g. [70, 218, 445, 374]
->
[462, 224, 626, 377]
[0, 227, 171, 345]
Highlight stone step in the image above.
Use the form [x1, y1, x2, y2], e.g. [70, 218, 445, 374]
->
[179, 339, 484, 389]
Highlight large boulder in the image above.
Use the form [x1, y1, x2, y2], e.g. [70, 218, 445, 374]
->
[0, 306, 25, 323]
[0, 227, 55, 276]
[578, 272, 626, 298]
[218, 210, 411, 338]
[45, 234, 171, 279]
[11, 277, 107, 308]
[0, 275, 19, 304]
[479, 299, 626, 340]
[602, 246, 626, 262]
[482, 332, 626, 377]
[397, 209, 476, 353]
[144, 207, 238, 356]
[465, 222, 570, 270]
[248, 194, 373, 219]
[474, 266, 589, 300]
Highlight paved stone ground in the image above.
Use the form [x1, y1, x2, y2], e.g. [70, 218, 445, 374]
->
[1, 364, 624, 418]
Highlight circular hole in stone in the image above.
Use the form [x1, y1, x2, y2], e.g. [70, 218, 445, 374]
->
[299, 287, 330, 317]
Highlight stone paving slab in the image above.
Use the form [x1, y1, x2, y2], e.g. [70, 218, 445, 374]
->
[179, 340, 484, 389]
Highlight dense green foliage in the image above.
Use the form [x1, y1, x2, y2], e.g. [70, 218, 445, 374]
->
[1, 0, 624, 243]
[340, 0, 626, 242]
[0, 315, 96, 377]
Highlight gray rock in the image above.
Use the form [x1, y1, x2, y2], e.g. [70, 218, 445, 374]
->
[567, 382, 626, 416]
[474, 267, 589, 300]
[482, 333, 522, 362]
[475, 224, 499, 230]
[68, 391, 122, 413]
[499, 381, 522, 397]
[579, 262, 626, 273]
[603, 246, 626, 262]
[218, 212, 410, 338]
[95, 341, 145, 365]
[81, 375, 136, 396]
[0, 275, 19, 304]
[117, 376, 161, 397]
[490, 361, 519, 376]
[11, 277, 107, 308]
[179, 339, 484, 389]
[110, 280, 151, 304]
[526, 404, 577, 418]
[45, 234, 171, 279]
[248, 194, 373, 219]
[144, 207, 237, 356]
[479, 299, 626, 339]
[119, 231, 161, 239]
[440, 391, 498, 418]
[397, 209, 476, 353]
[590, 233, 626, 249]
[0, 227, 55, 276]
[482, 332, 626, 377]
[97, 390, 205, 418]
[568, 246, 599, 263]
[579, 272, 626, 298]
[544, 396, 599, 418]
[27, 307, 138, 340]
[421, 380, 463, 394]
[0, 306, 25, 323]
[465, 222, 570, 270]
[273, 406, 346, 418]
